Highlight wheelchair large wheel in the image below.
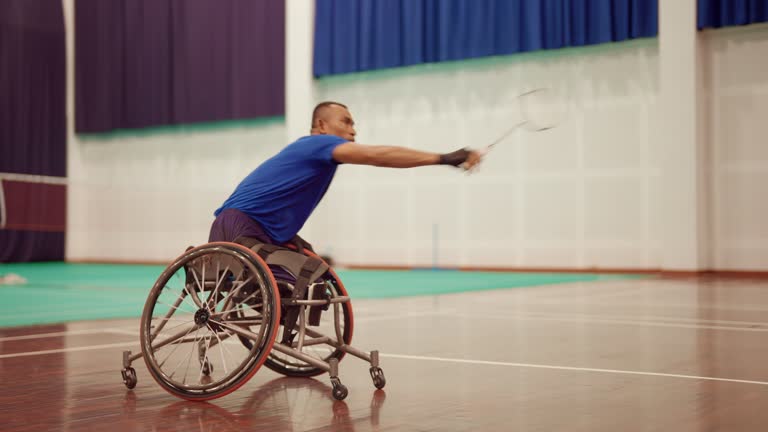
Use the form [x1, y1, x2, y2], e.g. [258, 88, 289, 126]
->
[140, 242, 281, 401]
[263, 252, 354, 378]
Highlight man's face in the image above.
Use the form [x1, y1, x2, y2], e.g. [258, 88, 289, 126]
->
[318, 105, 357, 142]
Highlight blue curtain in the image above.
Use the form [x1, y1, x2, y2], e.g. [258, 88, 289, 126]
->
[698, 0, 768, 29]
[314, 0, 659, 76]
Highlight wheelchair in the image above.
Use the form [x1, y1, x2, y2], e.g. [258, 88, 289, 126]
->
[119, 241, 385, 401]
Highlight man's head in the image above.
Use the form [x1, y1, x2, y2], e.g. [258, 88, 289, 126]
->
[310, 101, 356, 142]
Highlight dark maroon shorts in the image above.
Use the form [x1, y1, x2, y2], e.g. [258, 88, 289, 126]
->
[208, 209, 297, 281]
[208, 208, 276, 245]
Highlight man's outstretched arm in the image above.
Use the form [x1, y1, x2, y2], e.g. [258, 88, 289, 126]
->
[332, 143, 482, 170]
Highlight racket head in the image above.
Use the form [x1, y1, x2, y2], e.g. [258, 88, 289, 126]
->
[518, 87, 568, 132]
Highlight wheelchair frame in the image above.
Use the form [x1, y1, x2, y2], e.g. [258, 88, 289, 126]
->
[119, 242, 385, 401]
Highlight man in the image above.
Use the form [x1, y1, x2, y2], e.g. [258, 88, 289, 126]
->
[209, 101, 483, 252]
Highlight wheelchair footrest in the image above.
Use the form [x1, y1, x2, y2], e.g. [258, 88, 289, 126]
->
[282, 296, 350, 306]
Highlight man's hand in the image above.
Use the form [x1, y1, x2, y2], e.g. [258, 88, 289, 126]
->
[289, 234, 314, 254]
[462, 149, 483, 171]
[439, 148, 483, 171]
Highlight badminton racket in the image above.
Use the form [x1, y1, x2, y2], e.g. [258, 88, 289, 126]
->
[481, 87, 568, 156]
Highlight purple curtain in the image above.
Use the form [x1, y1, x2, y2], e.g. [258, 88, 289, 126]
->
[0, 0, 67, 262]
[75, 0, 285, 133]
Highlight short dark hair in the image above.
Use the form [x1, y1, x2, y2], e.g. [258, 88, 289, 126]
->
[311, 101, 347, 129]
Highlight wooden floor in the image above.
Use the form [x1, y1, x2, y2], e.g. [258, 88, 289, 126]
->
[3, 275, 768, 431]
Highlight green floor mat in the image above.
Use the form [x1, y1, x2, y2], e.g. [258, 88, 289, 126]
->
[0, 262, 641, 328]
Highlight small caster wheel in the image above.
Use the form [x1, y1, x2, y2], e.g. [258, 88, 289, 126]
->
[122, 367, 137, 389]
[332, 383, 348, 401]
[201, 359, 213, 376]
[370, 367, 386, 389]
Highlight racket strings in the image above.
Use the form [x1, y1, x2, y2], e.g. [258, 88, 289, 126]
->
[519, 88, 568, 131]
[481, 87, 568, 156]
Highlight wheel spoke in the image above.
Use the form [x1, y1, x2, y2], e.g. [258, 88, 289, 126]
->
[198, 332, 214, 380]
[158, 324, 198, 368]
[215, 302, 262, 318]
[180, 328, 203, 384]
[151, 324, 199, 352]
[182, 275, 204, 309]
[162, 285, 198, 311]
[209, 263, 230, 311]
[168, 327, 201, 379]
[152, 316, 195, 337]
[199, 261, 207, 309]
[216, 276, 254, 311]
[155, 298, 195, 315]
[208, 319, 263, 343]
[208, 324, 231, 375]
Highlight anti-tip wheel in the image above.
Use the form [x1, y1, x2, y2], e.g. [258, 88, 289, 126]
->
[332, 383, 348, 401]
[370, 367, 386, 389]
[122, 367, 137, 389]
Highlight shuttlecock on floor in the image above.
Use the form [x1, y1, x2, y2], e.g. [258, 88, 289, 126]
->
[0, 273, 27, 285]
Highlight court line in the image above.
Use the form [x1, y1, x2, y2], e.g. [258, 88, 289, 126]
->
[528, 312, 768, 327]
[5, 342, 766, 388]
[4, 308, 768, 343]
[0, 342, 136, 359]
[0, 303, 147, 320]
[103, 328, 139, 336]
[474, 297, 768, 313]
[381, 353, 768, 386]
[4, 332, 768, 387]
[0, 327, 138, 342]
[4, 308, 767, 358]
[0, 172, 68, 185]
[355, 310, 456, 323]
[460, 313, 768, 332]
[0, 311, 454, 343]
[0, 311, 455, 357]
[357, 309, 768, 332]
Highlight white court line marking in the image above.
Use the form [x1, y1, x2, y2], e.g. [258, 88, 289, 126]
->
[529, 312, 768, 327]
[0, 311, 456, 358]
[355, 308, 768, 332]
[4, 308, 767, 343]
[380, 353, 768, 386]
[0, 327, 138, 342]
[4, 340, 768, 387]
[102, 328, 140, 336]
[1, 303, 147, 319]
[0, 172, 68, 185]
[355, 310, 455, 323]
[0, 311, 453, 344]
[471, 297, 768, 313]
[461, 313, 768, 332]
[9, 308, 767, 359]
[0, 342, 135, 359]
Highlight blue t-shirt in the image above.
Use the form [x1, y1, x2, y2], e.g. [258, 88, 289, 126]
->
[214, 134, 347, 243]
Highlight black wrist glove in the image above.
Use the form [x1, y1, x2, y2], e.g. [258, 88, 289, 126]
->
[290, 234, 314, 254]
[438, 148, 470, 167]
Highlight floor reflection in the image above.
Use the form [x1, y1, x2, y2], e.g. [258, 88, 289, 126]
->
[123, 377, 386, 432]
